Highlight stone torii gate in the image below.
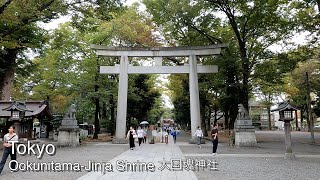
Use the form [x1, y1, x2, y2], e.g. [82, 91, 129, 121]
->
[91, 45, 226, 143]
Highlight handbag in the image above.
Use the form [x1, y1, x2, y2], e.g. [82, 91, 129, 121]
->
[133, 134, 137, 139]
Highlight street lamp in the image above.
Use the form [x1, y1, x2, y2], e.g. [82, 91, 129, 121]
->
[272, 101, 299, 160]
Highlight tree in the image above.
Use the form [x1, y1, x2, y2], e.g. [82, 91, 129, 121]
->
[0, 0, 69, 100]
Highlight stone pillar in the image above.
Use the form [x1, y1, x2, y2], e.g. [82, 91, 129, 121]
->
[189, 55, 201, 139]
[114, 56, 129, 143]
[284, 120, 295, 159]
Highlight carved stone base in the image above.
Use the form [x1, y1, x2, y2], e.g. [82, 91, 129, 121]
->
[235, 131, 256, 147]
[57, 130, 80, 147]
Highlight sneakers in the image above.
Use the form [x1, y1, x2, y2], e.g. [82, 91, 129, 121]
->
[212, 153, 217, 155]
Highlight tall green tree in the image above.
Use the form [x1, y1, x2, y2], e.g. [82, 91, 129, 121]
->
[143, 0, 300, 129]
[0, 0, 70, 100]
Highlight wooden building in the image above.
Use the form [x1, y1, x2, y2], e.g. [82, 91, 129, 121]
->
[0, 100, 53, 139]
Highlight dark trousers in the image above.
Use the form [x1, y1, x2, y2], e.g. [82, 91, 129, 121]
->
[212, 139, 218, 153]
[138, 138, 143, 146]
[173, 135, 176, 143]
[143, 136, 146, 143]
[129, 137, 135, 148]
[0, 147, 17, 174]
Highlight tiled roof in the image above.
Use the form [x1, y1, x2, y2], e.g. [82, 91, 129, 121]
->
[0, 100, 52, 118]
[271, 101, 300, 112]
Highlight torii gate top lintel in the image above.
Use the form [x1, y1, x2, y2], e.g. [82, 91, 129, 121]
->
[91, 44, 227, 57]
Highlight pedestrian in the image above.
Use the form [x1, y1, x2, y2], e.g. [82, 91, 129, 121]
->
[126, 126, 136, 150]
[193, 126, 203, 148]
[143, 128, 147, 143]
[171, 128, 177, 143]
[211, 124, 219, 155]
[0, 125, 19, 174]
[137, 126, 144, 146]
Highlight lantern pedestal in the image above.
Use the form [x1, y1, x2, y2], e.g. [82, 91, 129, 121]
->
[283, 119, 295, 160]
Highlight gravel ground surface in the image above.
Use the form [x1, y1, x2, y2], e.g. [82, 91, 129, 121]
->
[178, 130, 320, 180]
[190, 156, 320, 180]
[0, 142, 128, 180]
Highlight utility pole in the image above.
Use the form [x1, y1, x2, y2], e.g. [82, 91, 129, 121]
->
[306, 72, 315, 144]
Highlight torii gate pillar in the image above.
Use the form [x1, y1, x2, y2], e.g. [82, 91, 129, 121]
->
[189, 54, 201, 139]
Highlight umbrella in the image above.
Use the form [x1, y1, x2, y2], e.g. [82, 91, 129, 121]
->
[140, 121, 149, 125]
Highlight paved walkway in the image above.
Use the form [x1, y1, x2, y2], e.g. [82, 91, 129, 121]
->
[78, 136, 197, 180]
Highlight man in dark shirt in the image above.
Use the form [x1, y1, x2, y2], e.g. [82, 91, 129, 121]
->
[211, 124, 219, 155]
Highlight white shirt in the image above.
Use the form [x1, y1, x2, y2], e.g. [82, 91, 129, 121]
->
[194, 129, 203, 137]
[4, 133, 18, 143]
[137, 129, 144, 138]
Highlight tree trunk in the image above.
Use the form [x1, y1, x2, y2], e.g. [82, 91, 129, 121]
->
[225, 111, 229, 130]
[268, 105, 272, 130]
[0, 49, 18, 100]
[200, 100, 208, 136]
[110, 94, 115, 135]
[93, 58, 100, 139]
[93, 85, 100, 139]
[207, 105, 212, 131]
[239, 43, 250, 111]
[306, 72, 315, 144]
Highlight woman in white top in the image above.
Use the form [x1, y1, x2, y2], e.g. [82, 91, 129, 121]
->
[0, 125, 19, 174]
[136, 126, 144, 146]
[193, 126, 203, 148]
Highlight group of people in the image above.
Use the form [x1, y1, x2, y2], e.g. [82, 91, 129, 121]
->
[126, 126, 147, 150]
[193, 124, 219, 155]
[127, 124, 219, 155]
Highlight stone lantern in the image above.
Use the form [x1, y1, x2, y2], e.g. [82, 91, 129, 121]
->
[2, 101, 32, 137]
[271, 101, 299, 160]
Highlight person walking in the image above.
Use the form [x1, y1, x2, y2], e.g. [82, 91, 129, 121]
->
[126, 126, 136, 150]
[194, 126, 203, 148]
[143, 128, 147, 143]
[211, 124, 219, 155]
[0, 125, 19, 174]
[171, 128, 177, 143]
[137, 126, 144, 146]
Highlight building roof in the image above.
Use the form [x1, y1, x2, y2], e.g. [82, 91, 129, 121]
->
[0, 100, 53, 118]
[271, 101, 300, 112]
[2, 101, 32, 112]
